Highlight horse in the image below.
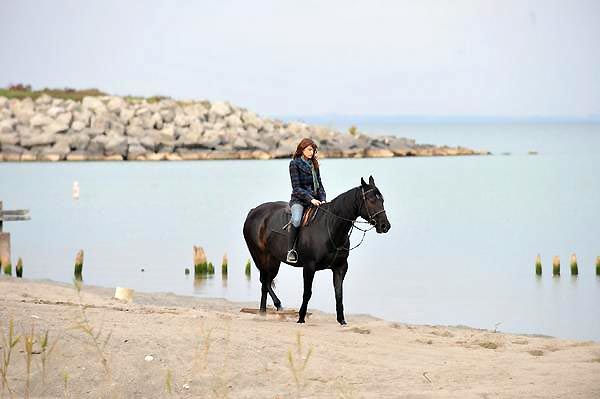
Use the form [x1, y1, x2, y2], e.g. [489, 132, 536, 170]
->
[242, 175, 391, 325]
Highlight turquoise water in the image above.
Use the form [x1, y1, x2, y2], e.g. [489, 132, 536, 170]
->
[1, 123, 599, 340]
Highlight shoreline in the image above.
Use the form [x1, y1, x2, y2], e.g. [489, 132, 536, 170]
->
[1, 276, 599, 397]
[0, 146, 488, 162]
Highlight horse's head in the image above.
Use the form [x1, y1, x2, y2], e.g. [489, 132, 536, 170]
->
[359, 176, 391, 234]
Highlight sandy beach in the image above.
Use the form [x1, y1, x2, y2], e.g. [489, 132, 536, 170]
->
[0, 277, 599, 398]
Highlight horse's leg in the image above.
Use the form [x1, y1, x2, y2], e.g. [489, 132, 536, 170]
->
[333, 260, 349, 325]
[266, 260, 282, 310]
[298, 264, 316, 323]
[259, 271, 269, 314]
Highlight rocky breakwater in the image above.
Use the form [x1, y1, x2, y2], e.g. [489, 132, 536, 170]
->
[0, 95, 487, 161]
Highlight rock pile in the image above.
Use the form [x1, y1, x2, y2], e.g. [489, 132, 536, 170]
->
[0, 95, 486, 161]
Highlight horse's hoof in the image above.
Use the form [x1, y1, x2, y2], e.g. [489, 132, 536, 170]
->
[338, 320, 347, 326]
[276, 306, 283, 311]
[297, 319, 305, 324]
[259, 309, 267, 316]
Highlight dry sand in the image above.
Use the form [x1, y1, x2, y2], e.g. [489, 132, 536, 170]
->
[1, 277, 599, 398]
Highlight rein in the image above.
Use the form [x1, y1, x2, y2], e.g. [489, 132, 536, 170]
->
[318, 186, 385, 259]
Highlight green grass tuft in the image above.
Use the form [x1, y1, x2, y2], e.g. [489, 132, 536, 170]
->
[0, 86, 106, 101]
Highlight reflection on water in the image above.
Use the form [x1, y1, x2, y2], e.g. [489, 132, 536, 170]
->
[1, 123, 600, 340]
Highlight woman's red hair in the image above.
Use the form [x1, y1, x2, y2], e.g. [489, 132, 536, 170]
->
[293, 138, 320, 169]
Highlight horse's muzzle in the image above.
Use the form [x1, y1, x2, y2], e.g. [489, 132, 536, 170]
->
[376, 221, 391, 234]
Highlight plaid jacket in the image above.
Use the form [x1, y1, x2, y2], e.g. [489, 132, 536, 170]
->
[289, 158, 326, 206]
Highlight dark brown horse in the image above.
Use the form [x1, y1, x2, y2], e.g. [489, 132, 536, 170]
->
[242, 176, 391, 324]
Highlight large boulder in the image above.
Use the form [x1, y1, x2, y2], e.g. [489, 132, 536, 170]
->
[107, 97, 127, 114]
[71, 120, 86, 131]
[55, 112, 73, 126]
[88, 135, 110, 155]
[35, 94, 53, 105]
[210, 101, 232, 118]
[43, 121, 69, 135]
[30, 114, 54, 127]
[0, 133, 19, 145]
[0, 118, 17, 133]
[174, 113, 191, 127]
[82, 96, 107, 114]
[120, 107, 135, 124]
[104, 134, 128, 157]
[199, 130, 223, 148]
[140, 135, 157, 151]
[225, 113, 242, 128]
[127, 144, 147, 160]
[160, 108, 175, 123]
[68, 133, 90, 150]
[241, 111, 263, 129]
[20, 132, 56, 147]
[46, 106, 65, 118]
[151, 113, 163, 129]
[125, 125, 145, 137]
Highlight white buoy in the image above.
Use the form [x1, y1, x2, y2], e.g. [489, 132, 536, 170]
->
[72, 181, 80, 199]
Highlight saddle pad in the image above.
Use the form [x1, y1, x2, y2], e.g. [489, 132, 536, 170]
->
[302, 206, 319, 227]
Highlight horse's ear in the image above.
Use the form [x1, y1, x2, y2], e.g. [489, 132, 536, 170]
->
[361, 177, 368, 187]
[369, 175, 375, 186]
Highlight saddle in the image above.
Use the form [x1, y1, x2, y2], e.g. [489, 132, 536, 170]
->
[281, 205, 320, 230]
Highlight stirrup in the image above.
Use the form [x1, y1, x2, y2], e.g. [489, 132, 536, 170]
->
[286, 249, 298, 263]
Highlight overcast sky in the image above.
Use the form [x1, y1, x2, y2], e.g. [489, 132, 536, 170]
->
[1, 1, 599, 118]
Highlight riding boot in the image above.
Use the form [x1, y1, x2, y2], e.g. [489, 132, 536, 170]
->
[286, 225, 299, 263]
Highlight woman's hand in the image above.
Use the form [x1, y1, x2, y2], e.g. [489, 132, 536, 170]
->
[310, 199, 322, 206]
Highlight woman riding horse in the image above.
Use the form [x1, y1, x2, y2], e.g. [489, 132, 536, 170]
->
[287, 138, 327, 263]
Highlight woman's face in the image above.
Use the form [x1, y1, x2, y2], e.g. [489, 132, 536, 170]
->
[302, 145, 315, 159]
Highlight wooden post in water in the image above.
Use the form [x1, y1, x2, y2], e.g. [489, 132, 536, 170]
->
[596, 256, 600, 276]
[245, 259, 251, 277]
[0, 201, 31, 266]
[74, 250, 84, 280]
[193, 246, 208, 276]
[16, 257, 23, 278]
[1, 255, 11, 276]
[535, 254, 542, 275]
[570, 253, 578, 276]
[552, 256, 560, 276]
[221, 253, 228, 276]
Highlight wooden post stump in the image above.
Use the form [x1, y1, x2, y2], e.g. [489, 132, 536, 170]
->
[570, 253, 578, 276]
[552, 256, 560, 276]
[0, 232, 9, 266]
[535, 254, 542, 275]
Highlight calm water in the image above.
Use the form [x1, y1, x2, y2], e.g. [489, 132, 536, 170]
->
[1, 123, 599, 341]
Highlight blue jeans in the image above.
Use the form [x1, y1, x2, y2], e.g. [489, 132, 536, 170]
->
[290, 203, 304, 228]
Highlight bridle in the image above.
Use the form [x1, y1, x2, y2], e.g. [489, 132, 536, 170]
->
[359, 187, 387, 225]
[318, 186, 387, 261]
